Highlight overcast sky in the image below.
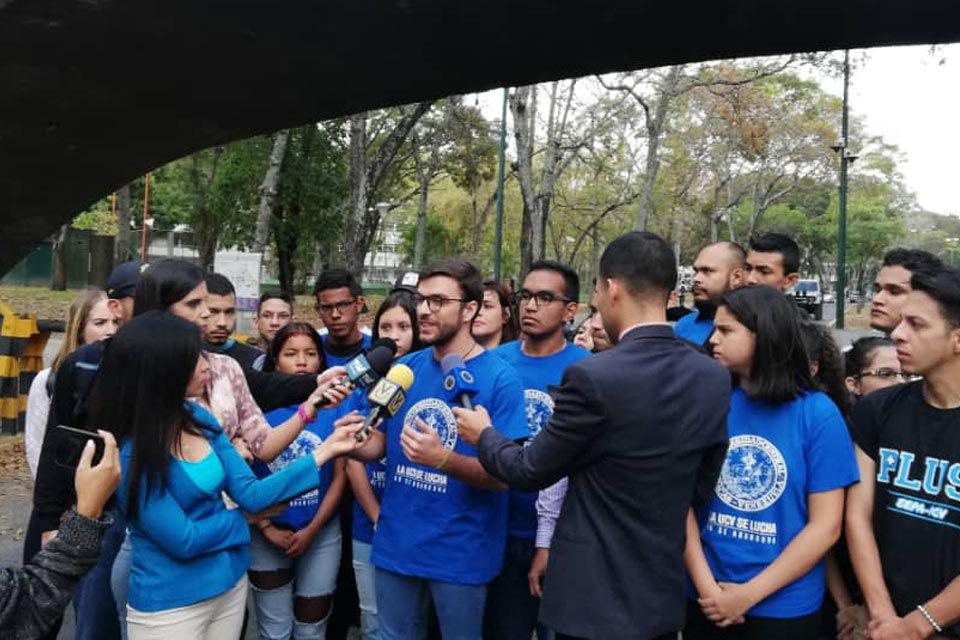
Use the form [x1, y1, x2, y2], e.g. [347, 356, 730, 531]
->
[471, 43, 960, 217]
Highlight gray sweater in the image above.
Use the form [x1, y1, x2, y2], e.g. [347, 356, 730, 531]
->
[1, 509, 112, 639]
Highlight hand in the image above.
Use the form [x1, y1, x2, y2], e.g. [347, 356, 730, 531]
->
[837, 604, 868, 640]
[285, 525, 319, 558]
[315, 412, 371, 465]
[867, 612, 930, 640]
[40, 530, 58, 548]
[74, 430, 122, 520]
[699, 581, 753, 627]
[231, 436, 254, 466]
[401, 417, 447, 468]
[452, 405, 492, 446]
[243, 502, 289, 523]
[260, 524, 294, 550]
[528, 547, 549, 598]
[307, 367, 352, 413]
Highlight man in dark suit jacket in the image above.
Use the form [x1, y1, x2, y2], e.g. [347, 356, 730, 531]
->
[455, 231, 730, 640]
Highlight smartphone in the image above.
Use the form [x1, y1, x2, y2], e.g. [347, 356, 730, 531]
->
[53, 425, 106, 470]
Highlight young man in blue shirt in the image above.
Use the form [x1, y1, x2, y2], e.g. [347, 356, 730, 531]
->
[314, 269, 371, 367]
[675, 242, 745, 346]
[488, 260, 590, 640]
[350, 258, 527, 640]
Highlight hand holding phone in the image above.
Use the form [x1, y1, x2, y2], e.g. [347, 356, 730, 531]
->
[73, 430, 121, 520]
[54, 425, 107, 469]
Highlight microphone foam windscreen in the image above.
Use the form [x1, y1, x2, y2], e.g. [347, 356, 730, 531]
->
[385, 364, 415, 391]
[365, 338, 398, 375]
[440, 353, 466, 375]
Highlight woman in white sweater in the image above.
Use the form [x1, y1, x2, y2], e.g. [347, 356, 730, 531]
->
[25, 289, 119, 478]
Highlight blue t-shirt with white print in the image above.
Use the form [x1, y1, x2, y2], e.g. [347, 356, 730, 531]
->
[693, 387, 859, 617]
[371, 347, 527, 584]
[343, 392, 388, 544]
[252, 405, 337, 530]
[493, 340, 590, 539]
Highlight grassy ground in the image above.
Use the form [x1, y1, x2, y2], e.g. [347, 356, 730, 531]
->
[843, 304, 874, 330]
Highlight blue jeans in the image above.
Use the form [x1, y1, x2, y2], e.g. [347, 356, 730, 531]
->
[73, 508, 125, 640]
[483, 535, 554, 640]
[352, 540, 378, 640]
[249, 518, 342, 640]
[110, 532, 133, 640]
[375, 567, 487, 640]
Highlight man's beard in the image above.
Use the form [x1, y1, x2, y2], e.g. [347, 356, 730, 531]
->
[694, 297, 719, 320]
[423, 320, 459, 347]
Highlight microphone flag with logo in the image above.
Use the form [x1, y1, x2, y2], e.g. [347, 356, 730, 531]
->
[358, 363, 415, 440]
[440, 353, 477, 411]
[315, 338, 396, 407]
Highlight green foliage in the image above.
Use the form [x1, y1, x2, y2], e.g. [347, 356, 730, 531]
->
[399, 212, 451, 266]
[73, 197, 117, 235]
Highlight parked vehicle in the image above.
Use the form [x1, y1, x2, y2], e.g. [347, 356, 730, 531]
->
[789, 279, 823, 320]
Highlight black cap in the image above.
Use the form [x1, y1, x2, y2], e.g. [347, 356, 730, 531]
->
[106, 260, 147, 299]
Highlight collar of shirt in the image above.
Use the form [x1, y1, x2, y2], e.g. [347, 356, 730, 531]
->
[618, 322, 671, 342]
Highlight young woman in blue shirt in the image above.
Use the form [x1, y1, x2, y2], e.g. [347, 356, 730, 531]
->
[89, 313, 367, 640]
[248, 322, 348, 639]
[684, 285, 859, 639]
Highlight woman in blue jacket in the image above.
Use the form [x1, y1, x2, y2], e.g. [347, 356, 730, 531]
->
[88, 312, 366, 639]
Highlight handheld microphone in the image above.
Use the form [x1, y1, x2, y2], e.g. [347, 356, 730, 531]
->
[440, 353, 477, 411]
[357, 364, 415, 441]
[315, 338, 397, 407]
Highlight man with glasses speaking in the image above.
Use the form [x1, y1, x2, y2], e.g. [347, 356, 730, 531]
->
[314, 268, 372, 366]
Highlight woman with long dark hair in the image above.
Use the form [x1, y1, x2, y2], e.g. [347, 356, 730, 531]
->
[345, 287, 422, 640]
[684, 286, 859, 639]
[799, 321, 849, 416]
[472, 281, 518, 348]
[247, 322, 347, 639]
[90, 313, 366, 639]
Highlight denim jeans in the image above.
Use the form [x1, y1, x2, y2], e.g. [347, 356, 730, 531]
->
[375, 567, 487, 640]
[483, 535, 553, 640]
[111, 532, 133, 640]
[352, 540, 378, 640]
[249, 518, 342, 640]
[73, 508, 125, 640]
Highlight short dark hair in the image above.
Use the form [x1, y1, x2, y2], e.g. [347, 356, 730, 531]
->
[134, 259, 205, 316]
[419, 258, 483, 305]
[258, 290, 293, 314]
[314, 268, 363, 298]
[373, 289, 424, 352]
[270, 322, 327, 369]
[598, 231, 676, 298]
[204, 272, 235, 297]
[750, 233, 800, 275]
[882, 248, 943, 275]
[845, 336, 895, 377]
[529, 260, 580, 301]
[910, 267, 960, 328]
[721, 286, 816, 403]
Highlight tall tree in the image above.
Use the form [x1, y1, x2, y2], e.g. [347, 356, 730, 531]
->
[253, 129, 291, 254]
[115, 183, 133, 262]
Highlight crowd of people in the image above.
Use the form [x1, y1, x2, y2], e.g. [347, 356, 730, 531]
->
[4, 229, 960, 640]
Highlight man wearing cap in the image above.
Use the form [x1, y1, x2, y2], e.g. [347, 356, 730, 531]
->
[25, 260, 146, 640]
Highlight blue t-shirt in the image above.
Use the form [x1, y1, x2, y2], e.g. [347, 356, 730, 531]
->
[323, 333, 373, 368]
[344, 392, 388, 544]
[674, 308, 714, 346]
[252, 405, 336, 530]
[371, 348, 527, 584]
[493, 340, 590, 539]
[693, 388, 859, 617]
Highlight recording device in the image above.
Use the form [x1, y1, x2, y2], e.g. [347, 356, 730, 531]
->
[440, 353, 477, 411]
[53, 425, 106, 470]
[315, 338, 397, 407]
[357, 364, 415, 441]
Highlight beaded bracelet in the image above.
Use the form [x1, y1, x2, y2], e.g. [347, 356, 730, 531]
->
[917, 604, 943, 634]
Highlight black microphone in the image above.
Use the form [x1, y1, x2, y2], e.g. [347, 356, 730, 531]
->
[314, 338, 396, 407]
[441, 353, 477, 411]
[357, 364, 415, 440]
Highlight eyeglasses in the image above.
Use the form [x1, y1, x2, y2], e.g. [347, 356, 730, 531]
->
[856, 368, 911, 380]
[317, 299, 357, 316]
[414, 293, 467, 313]
[513, 290, 574, 307]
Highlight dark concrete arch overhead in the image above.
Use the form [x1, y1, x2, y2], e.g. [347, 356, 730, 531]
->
[2, 0, 959, 273]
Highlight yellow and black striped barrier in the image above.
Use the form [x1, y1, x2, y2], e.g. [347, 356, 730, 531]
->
[0, 299, 46, 435]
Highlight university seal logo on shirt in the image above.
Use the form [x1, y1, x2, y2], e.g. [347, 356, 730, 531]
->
[716, 434, 788, 512]
[268, 430, 323, 503]
[524, 389, 554, 442]
[403, 398, 458, 450]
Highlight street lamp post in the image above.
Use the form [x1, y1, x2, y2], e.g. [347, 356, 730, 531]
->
[493, 88, 508, 282]
[834, 50, 851, 329]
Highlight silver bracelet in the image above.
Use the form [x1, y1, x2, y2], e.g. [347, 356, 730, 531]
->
[917, 604, 944, 634]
